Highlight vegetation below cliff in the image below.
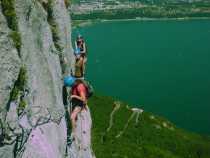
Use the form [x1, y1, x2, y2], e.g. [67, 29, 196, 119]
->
[88, 95, 210, 158]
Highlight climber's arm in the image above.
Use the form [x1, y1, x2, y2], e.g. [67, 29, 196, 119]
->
[71, 84, 87, 104]
[71, 93, 86, 103]
[80, 43, 86, 54]
[83, 43, 86, 53]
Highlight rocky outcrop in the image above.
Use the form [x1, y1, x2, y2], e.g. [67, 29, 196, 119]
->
[0, 0, 94, 158]
[67, 107, 95, 158]
[0, 5, 21, 131]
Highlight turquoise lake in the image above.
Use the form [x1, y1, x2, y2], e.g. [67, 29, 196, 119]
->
[72, 19, 210, 135]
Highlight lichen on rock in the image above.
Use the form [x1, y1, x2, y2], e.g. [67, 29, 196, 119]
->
[0, 0, 22, 55]
[0, 3, 21, 130]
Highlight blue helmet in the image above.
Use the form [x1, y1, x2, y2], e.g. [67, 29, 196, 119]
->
[77, 34, 83, 39]
[64, 76, 76, 87]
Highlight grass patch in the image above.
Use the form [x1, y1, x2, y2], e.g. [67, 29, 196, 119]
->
[89, 95, 210, 158]
[40, 0, 67, 74]
[8, 67, 27, 113]
[41, 0, 63, 52]
[64, 0, 70, 9]
[9, 31, 21, 54]
[0, 0, 22, 55]
[0, 0, 17, 30]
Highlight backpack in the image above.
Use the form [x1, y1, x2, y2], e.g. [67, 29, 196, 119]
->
[74, 59, 84, 78]
[81, 80, 94, 98]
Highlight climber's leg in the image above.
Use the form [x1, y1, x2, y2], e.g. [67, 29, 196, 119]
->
[70, 106, 82, 134]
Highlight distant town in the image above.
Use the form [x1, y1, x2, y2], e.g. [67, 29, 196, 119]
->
[70, 0, 210, 21]
[71, 1, 147, 14]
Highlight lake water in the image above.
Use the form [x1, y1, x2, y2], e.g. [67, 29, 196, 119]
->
[72, 19, 210, 135]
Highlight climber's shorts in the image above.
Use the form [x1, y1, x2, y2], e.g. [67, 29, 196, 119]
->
[71, 98, 85, 110]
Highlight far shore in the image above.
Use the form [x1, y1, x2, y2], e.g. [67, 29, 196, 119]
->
[72, 17, 210, 28]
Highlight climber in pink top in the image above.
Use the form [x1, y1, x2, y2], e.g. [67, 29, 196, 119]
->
[71, 82, 87, 133]
[64, 76, 94, 140]
[64, 77, 88, 135]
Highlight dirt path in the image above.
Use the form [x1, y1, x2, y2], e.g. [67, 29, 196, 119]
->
[116, 108, 143, 138]
[106, 101, 121, 132]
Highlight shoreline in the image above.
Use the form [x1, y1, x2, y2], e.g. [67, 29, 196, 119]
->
[72, 16, 210, 28]
[101, 16, 210, 22]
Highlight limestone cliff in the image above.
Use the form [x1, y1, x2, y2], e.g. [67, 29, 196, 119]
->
[0, 0, 94, 158]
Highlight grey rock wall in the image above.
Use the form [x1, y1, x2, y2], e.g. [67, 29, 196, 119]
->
[0, 0, 95, 158]
[0, 6, 21, 125]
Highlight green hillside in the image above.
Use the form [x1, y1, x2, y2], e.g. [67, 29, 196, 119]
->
[88, 95, 210, 158]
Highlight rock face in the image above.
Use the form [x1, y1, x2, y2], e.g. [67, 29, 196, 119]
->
[0, 0, 94, 158]
[0, 5, 21, 127]
[67, 107, 95, 158]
